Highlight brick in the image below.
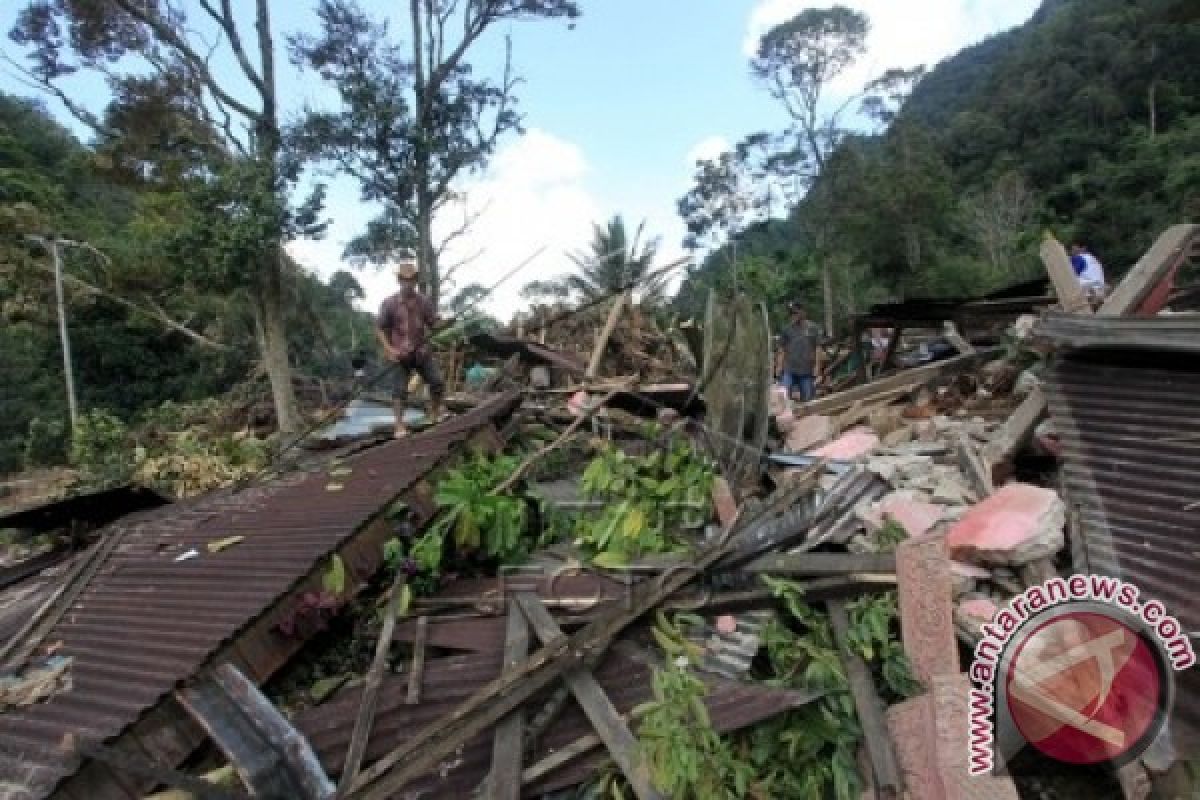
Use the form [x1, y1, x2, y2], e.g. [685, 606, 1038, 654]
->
[897, 530, 959, 686]
[946, 483, 1065, 566]
[932, 674, 1019, 800]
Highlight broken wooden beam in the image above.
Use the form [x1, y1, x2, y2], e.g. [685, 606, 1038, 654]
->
[406, 616, 429, 705]
[955, 433, 994, 499]
[797, 348, 1000, 418]
[1099, 224, 1198, 317]
[178, 666, 334, 800]
[513, 593, 664, 800]
[586, 290, 631, 379]
[941, 321, 975, 354]
[66, 737, 244, 800]
[827, 600, 901, 800]
[740, 552, 896, 577]
[339, 574, 407, 793]
[485, 603, 531, 800]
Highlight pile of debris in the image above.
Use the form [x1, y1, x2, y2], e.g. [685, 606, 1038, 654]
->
[0, 225, 1197, 800]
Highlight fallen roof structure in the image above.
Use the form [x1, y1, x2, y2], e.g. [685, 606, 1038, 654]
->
[0, 392, 521, 800]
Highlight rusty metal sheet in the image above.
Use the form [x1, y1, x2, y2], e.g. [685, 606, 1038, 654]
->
[1045, 353, 1200, 753]
[293, 646, 818, 797]
[0, 392, 520, 800]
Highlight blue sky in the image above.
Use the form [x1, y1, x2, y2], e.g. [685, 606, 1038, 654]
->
[1, 0, 1041, 318]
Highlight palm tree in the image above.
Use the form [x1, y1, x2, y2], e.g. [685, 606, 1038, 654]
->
[520, 216, 670, 305]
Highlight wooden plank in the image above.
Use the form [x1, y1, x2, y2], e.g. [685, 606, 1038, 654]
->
[740, 552, 896, 576]
[1041, 235, 1090, 313]
[797, 348, 1000, 418]
[485, 604, 531, 800]
[212, 665, 334, 800]
[513, 594, 664, 800]
[827, 600, 900, 799]
[1100, 224, 1198, 317]
[339, 573, 407, 792]
[955, 433, 994, 499]
[406, 616, 429, 705]
[344, 508, 749, 800]
[985, 386, 1045, 470]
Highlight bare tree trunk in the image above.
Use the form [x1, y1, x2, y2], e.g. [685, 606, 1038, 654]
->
[1148, 81, 1158, 139]
[258, 247, 300, 433]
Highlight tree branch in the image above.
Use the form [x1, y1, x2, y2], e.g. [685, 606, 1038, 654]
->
[0, 52, 113, 137]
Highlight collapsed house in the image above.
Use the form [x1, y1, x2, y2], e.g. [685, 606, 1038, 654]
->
[0, 226, 1197, 800]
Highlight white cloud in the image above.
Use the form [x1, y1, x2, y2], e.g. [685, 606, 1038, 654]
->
[686, 135, 731, 168]
[432, 128, 604, 321]
[743, 0, 1040, 95]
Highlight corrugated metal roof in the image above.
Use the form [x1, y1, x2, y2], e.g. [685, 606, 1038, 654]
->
[1044, 352, 1200, 753]
[293, 646, 818, 798]
[1037, 311, 1200, 354]
[0, 392, 520, 799]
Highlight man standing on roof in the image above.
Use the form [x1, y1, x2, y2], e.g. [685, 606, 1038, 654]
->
[376, 253, 448, 438]
[776, 302, 823, 403]
[1070, 242, 1108, 307]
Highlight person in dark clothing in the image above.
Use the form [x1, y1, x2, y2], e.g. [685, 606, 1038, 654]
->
[776, 303, 823, 402]
[376, 255, 448, 438]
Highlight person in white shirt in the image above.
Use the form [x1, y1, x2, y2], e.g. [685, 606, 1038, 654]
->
[1070, 242, 1108, 305]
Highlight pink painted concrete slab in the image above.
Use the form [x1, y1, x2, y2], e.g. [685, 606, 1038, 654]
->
[863, 494, 945, 538]
[807, 427, 880, 461]
[946, 483, 1065, 565]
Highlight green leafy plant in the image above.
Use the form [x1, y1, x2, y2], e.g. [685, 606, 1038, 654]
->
[576, 438, 715, 565]
[70, 409, 133, 488]
[322, 554, 347, 596]
[427, 452, 529, 563]
[637, 618, 755, 799]
[23, 416, 68, 468]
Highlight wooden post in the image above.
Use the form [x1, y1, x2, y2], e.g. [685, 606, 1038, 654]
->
[586, 290, 631, 379]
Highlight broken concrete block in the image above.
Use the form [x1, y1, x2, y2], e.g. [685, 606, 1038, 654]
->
[915, 419, 938, 443]
[868, 406, 904, 437]
[530, 366, 551, 389]
[774, 405, 797, 434]
[1014, 369, 1040, 397]
[807, 427, 879, 461]
[946, 483, 1066, 565]
[932, 476, 971, 506]
[950, 561, 992, 596]
[861, 493, 945, 539]
[897, 531, 958, 686]
[882, 426, 913, 448]
[785, 414, 833, 452]
[1011, 314, 1037, 341]
[767, 386, 790, 417]
[954, 595, 999, 636]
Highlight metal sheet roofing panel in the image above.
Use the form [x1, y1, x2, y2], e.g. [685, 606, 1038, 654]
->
[0, 392, 519, 799]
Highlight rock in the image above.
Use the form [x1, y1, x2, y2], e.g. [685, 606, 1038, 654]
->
[785, 414, 833, 452]
[808, 428, 879, 461]
[1011, 314, 1037, 341]
[882, 426, 913, 448]
[1014, 369, 1041, 397]
[946, 483, 1066, 565]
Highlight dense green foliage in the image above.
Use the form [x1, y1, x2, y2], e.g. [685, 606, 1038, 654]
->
[676, 0, 1200, 327]
[0, 92, 373, 473]
[576, 437, 715, 566]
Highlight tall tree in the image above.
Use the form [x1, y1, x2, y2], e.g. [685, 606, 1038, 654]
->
[291, 0, 579, 306]
[8, 0, 324, 433]
[750, 5, 870, 335]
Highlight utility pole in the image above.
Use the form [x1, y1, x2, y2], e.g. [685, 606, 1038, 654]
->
[27, 235, 80, 431]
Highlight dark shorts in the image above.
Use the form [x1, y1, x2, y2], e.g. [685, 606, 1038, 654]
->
[393, 352, 445, 405]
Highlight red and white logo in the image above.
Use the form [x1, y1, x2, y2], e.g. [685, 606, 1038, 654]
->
[1004, 610, 1167, 766]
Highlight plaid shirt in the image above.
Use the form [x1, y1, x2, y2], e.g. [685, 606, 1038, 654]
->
[378, 290, 437, 360]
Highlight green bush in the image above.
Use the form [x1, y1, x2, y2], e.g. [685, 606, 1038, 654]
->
[23, 416, 68, 468]
[70, 409, 133, 487]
